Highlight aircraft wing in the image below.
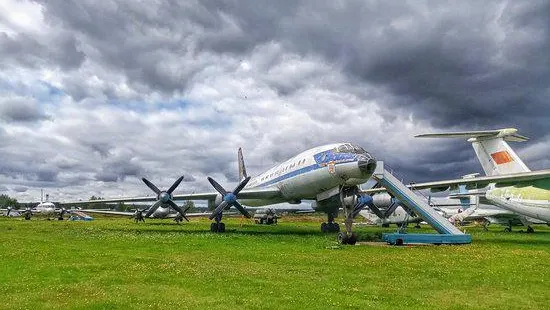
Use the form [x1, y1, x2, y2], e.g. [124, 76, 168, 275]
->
[62, 187, 283, 205]
[164, 212, 216, 218]
[78, 209, 137, 216]
[62, 197, 157, 205]
[171, 187, 283, 201]
[362, 169, 550, 194]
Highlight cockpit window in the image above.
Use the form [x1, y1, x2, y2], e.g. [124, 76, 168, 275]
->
[336, 144, 351, 153]
[336, 143, 366, 154]
[351, 144, 366, 154]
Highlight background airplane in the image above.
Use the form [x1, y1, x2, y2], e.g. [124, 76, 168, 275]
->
[415, 128, 550, 228]
[1, 190, 72, 220]
[361, 128, 550, 232]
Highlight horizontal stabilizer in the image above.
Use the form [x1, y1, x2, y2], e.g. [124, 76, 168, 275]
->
[415, 128, 528, 142]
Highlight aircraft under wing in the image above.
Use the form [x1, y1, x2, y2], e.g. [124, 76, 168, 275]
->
[79, 209, 211, 218]
[362, 169, 550, 194]
[63, 186, 283, 205]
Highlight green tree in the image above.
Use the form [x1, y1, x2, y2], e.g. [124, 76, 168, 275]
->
[87, 196, 107, 209]
[0, 194, 17, 207]
[183, 200, 197, 212]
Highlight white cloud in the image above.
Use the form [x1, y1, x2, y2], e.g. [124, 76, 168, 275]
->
[0, 0, 549, 203]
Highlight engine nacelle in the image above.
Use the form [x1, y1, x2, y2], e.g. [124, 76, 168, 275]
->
[372, 193, 393, 209]
[311, 188, 358, 211]
[208, 194, 224, 210]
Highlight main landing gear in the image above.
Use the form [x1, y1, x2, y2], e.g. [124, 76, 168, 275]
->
[174, 213, 184, 224]
[207, 176, 252, 234]
[134, 210, 145, 223]
[210, 214, 226, 232]
[321, 211, 340, 233]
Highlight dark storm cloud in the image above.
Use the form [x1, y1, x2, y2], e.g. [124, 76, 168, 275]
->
[197, 1, 550, 133]
[94, 158, 143, 183]
[0, 97, 49, 122]
[36, 0, 549, 134]
[13, 186, 27, 192]
[0, 31, 85, 70]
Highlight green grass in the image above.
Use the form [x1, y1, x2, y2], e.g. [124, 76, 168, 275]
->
[1, 216, 549, 309]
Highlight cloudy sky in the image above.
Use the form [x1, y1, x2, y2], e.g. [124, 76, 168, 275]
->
[1, 0, 549, 202]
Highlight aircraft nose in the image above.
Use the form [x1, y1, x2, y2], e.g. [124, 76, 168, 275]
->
[357, 156, 377, 175]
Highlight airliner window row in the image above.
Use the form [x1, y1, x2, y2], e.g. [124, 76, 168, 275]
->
[261, 158, 308, 181]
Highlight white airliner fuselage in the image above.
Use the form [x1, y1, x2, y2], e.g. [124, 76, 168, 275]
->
[238, 143, 376, 209]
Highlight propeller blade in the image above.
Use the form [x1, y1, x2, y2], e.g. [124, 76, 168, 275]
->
[232, 176, 251, 195]
[209, 201, 229, 220]
[167, 200, 185, 216]
[142, 178, 162, 195]
[167, 176, 184, 194]
[232, 201, 251, 218]
[145, 200, 163, 218]
[181, 206, 191, 221]
[207, 177, 228, 196]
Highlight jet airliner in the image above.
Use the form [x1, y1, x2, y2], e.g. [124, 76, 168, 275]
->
[363, 128, 550, 233]
[69, 143, 378, 244]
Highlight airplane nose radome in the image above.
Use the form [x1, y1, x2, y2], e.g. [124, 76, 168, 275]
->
[358, 158, 377, 175]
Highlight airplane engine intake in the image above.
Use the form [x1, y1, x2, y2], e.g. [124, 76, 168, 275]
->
[372, 193, 393, 209]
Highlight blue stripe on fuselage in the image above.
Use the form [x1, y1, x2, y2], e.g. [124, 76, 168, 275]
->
[254, 151, 357, 188]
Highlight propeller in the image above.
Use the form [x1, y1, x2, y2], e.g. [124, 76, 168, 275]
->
[5, 206, 12, 216]
[142, 176, 187, 219]
[207, 176, 252, 220]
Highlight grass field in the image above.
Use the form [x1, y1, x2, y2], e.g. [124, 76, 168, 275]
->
[1, 216, 549, 310]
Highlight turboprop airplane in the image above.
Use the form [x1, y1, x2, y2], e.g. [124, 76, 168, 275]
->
[1, 191, 72, 220]
[79, 177, 206, 223]
[364, 128, 550, 233]
[67, 143, 378, 244]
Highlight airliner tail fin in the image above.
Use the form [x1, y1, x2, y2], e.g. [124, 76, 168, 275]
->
[416, 128, 530, 176]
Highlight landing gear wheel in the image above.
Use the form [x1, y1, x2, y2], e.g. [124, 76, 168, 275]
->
[58, 217, 63, 221]
[527, 226, 534, 233]
[504, 227, 511, 232]
[414, 224, 421, 229]
[331, 223, 340, 233]
[382, 223, 390, 228]
[337, 232, 349, 244]
[210, 222, 217, 232]
[321, 222, 328, 233]
[347, 233, 357, 245]
[218, 222, 226, 233]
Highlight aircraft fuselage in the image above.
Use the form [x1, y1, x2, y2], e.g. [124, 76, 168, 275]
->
[241, 143, 376, 207]
[486, 179, 550, 221]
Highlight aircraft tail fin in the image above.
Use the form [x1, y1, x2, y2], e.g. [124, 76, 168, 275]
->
[415, 128, 530, 176]
[238, 147, 248, 181]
